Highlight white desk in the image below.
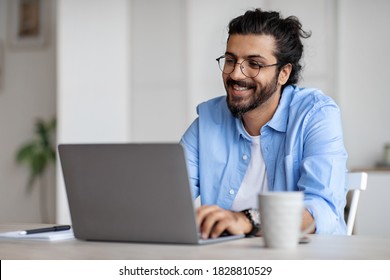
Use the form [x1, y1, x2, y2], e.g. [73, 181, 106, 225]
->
[1, 224, 390, 259]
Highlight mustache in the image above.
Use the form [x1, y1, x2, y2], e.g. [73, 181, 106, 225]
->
[226, 78, 255, 88]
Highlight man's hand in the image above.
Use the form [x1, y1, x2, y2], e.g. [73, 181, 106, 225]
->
[302, 209, 316, 233]
[196, 205, 252, 239]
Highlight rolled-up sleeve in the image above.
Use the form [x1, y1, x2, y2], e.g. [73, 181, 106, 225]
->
[299, 104, 348, 234]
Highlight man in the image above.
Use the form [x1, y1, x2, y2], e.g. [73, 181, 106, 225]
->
[180, 9, 348, 238]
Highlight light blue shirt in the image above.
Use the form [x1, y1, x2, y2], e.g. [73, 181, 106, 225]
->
[180, 85, 348, 234]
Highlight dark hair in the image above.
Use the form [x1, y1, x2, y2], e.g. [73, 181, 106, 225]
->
[228, 9, 311, 86]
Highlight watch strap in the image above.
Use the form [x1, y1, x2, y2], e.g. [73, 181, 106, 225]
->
[241, 208, 261, 237]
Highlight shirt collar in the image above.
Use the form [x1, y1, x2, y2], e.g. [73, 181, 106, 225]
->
[265, 85, 295, 133]
[235, 117, 250, 140]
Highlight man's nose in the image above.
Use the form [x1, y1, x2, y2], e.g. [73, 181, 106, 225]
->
[229, 62, 246, 80]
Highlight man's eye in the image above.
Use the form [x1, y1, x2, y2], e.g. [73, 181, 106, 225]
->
[225, 58, 236, 64]
[247, 60, 261, 69]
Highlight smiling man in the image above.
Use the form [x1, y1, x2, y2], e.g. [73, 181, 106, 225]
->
[180, 9, 348, 238]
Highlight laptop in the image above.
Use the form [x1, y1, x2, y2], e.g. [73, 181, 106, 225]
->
[58, 143, 244, 245]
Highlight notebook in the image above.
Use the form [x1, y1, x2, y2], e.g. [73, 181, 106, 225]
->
[0, 229, 75, 242]
[58, 143, 244, 245]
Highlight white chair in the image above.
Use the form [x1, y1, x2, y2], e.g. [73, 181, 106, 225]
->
[345, 172, 368, 235]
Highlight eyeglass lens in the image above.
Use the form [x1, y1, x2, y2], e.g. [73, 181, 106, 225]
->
[218, 57, 261, 78]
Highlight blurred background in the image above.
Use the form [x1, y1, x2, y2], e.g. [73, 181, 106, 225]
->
[0, 0, 389, 236]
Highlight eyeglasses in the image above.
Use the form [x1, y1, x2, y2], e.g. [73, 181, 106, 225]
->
[216, 55, 279, 78]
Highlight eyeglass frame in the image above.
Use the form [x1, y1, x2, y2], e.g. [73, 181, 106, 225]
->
[216, 55, 280, 78]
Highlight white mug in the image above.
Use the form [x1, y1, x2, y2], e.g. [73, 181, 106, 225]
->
[258, 191, 313, 249]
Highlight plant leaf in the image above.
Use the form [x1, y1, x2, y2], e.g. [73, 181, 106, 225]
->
[16, 143, 37, 162]
[16, 118, 57, 189]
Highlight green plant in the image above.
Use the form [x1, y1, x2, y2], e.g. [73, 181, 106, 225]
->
[16, 118, 56, 222]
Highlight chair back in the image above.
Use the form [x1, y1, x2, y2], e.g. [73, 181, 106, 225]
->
[346, 172, 368, 235]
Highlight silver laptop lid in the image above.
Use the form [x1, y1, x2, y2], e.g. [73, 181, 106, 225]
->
[59, 143, 202, 244]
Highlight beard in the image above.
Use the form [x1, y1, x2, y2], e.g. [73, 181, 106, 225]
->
[225, 74, 279, 119]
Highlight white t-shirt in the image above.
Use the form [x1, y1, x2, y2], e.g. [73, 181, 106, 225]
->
[230, 134, 268, 211]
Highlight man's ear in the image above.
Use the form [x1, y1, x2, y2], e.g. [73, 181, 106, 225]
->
[278, 63, 292, 86]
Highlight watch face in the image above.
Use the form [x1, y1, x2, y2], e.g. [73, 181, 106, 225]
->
[249, 209, 260, 224]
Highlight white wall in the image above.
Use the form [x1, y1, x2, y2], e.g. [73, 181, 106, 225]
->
[131, 0, 187, 141]
[338, 0, 390, 169]
[56, 0, 131, 224]
[0, 0, 57, 223]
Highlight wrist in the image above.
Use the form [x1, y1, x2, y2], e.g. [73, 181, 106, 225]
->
[238, 211, 253, 234]
[241, 208, 261, 237]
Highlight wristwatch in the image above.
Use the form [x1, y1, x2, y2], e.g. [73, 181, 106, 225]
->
[241, 208, 261, 237]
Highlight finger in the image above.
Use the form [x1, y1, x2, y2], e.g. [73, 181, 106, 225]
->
[201, 209, 226, 238]
[209, 220, 230, 238]
[197, 206, 224, 239]
[196, 205, 220, 227]
[211, 211, 247, 237]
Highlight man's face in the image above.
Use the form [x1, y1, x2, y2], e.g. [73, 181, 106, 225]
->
[223, 34, 280, 118]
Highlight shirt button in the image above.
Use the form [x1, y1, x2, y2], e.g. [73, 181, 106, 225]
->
[229, 189, 235, 195]
[242, 154, 248, 160]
